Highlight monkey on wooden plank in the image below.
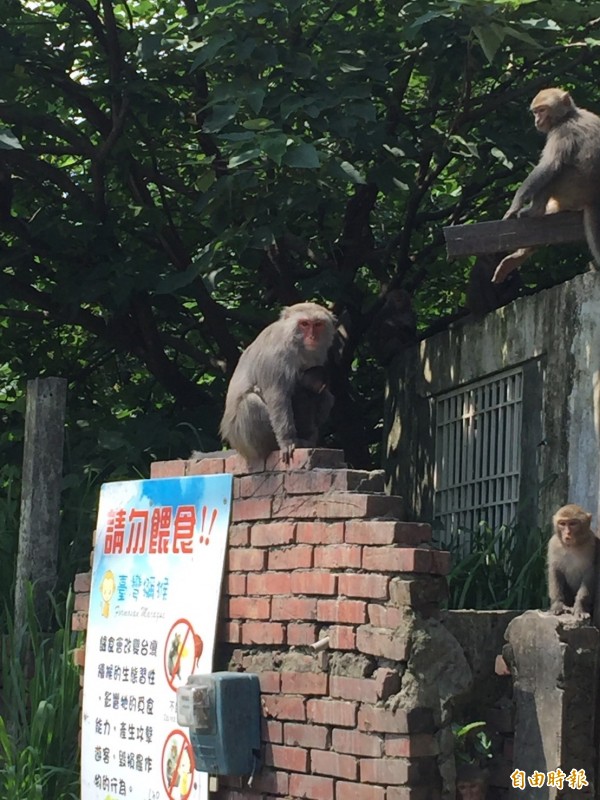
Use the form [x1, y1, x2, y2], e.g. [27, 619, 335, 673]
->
[220, 302, 335, 463]
[547, 504, 599, 620]
[493, 88, 600, 284]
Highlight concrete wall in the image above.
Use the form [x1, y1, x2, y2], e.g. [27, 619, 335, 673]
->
[384, 272, 600, 529]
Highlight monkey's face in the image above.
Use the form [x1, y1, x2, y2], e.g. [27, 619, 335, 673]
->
[556, 517, 585, 545]
[532, 104, 552, 133]
[297, 318, 329, 351]
[457, 781, 486, 800]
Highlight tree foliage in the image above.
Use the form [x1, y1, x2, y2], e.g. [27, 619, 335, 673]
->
[1, 0, 600, 563]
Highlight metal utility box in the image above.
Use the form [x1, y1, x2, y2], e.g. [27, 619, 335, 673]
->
[176, 672, 261, 776]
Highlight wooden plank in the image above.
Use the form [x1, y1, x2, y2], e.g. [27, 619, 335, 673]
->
[15, 377, 67, 633]
[444, 211, 585, 257]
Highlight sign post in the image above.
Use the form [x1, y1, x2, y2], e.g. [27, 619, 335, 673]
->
[81, 474, 233, 800]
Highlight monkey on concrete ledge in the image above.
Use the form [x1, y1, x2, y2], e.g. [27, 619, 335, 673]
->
[220, 302, 336, 463]
[547, 503, 599, 620]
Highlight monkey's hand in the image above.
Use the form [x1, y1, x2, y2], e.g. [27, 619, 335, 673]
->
[281, 442, 296, 464]
[572, 606, 591, 621]
[549, 600, 569, 615]
[492, 248, 533, 284]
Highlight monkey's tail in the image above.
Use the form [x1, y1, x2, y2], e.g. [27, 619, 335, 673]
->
[582, 206, 600, 268]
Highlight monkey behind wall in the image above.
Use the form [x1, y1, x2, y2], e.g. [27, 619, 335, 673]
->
[220, 302, 336, 463]
[494, 88, 600, 283]
[547, 503, 599, 621]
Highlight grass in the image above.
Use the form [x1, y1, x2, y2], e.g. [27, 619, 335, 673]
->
[446, 521, 549, 610]
[0, 586, 81, 800]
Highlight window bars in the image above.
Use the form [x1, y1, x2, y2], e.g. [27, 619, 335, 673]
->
[434, 369, 523, 545]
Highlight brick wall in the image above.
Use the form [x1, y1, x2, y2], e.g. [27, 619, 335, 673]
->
[74, 448, 452, 800]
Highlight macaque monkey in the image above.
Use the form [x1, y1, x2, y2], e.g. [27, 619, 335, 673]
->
[220, 302, 336, 463]
[547, 504, 599, 619]
[493, 88, 600, 283]
[456, 764, 488, 800]
[467, 253, 523, 315]
[293, 365, 332, 444]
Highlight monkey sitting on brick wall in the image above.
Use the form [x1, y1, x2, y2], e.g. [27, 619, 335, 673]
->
[220, 302, 336, 463]
[547, 504, 600, 621]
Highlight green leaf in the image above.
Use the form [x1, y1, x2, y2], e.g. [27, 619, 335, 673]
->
[282, 142, 320, 169]
[203, 102, 240, 133]
[228, 148, 261, 167]
[0, 128, 22, 150]
[241, 118, 273, 131]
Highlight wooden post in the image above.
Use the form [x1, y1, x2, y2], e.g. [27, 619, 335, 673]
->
[14, 377, 67, 633]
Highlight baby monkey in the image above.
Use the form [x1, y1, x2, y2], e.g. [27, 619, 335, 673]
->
[547, 504, 599, 619]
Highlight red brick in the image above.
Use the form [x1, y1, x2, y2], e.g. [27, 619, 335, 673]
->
[311, 749, 358, 780]
[264, 695, 306, 721]
[338, 573, 389, 599]
[374, 667, 401, 700]
[287, 622, 319, 645]
[288, 774, 334, 800]
[187, 457, 226, 474]
[261, 718, 283, 744]
[228, 597, 271, 620]
[317, 599, 367, 624]
[314, 545, 361, 569]
[224, 453, 250, 474]
[389, 576, 448, 608]
[71, 611, 88, 631]
[74, 592, 90, 612]
[431, 550, 452, 575]
[332, 469, 385, 492]
[227, 523, 250, 546]
[251, 521, 296, 546]
[238, 472, 285, 498]
[285, 470, 335, 494]
[222, 621, 241, 643]
[74, 572, 91, 592]
[264, 448, 346, 471]
[72, 647, 85, 668]
[224, 573, 246, 595]
[241, 621, 285, 645]
[360, 757, 417, 784]
[150, 460, 186, 477]
[281, 671, 328, 695]
[268, 545, 313, 570]
[385, 734, 437, 757]
[358, 706, 434, 734]
[332, 728, 382, 757]
[330, 676, 377, 704]
[258, 671, 281, 693]
[284, 722, 329, 749]
[251, 769, 289, 795]
[232, 497, 272, 522]
[362, 546, 432, 573]
[345, 520, 431, 545]
[272, 596, 317, 621]
[264, 743, 308, 772]
[227, 547, 266, 572]
[337, 781, 385, 800]
[247, 571, 292, 595]
[307, 699, 357, 727]
[356, 625, 409, 660]
[329, 626, 356, 650]
[367, 604, 404, 628]
[291, 570, 338, 595]
[297, 521, 344, 544]
[273, 492, 403, 520]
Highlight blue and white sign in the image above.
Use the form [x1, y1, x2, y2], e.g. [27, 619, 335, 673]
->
[81, 474, 233, 800]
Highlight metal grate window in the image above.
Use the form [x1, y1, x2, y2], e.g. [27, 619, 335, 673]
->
[434, 369, 523, 544]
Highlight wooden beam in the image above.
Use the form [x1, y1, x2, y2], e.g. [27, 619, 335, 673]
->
[444, 211, 585, 257]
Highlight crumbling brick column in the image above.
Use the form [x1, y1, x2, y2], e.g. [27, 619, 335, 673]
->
[74, 448, 455, 800]
[504, 610, 600, 800]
